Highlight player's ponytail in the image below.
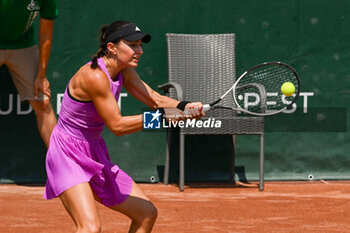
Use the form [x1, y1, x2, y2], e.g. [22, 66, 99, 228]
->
[90, 25, 109, 69]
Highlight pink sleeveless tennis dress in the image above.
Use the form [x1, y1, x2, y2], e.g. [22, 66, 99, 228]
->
[44, 58, 133, 206]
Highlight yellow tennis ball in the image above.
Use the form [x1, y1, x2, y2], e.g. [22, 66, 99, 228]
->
[281, 82, 295, 96]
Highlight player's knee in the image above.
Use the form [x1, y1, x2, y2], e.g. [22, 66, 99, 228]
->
[147, 203, 158, 222]
[79, 219, 101, 233]
[135, 202, 158, 225]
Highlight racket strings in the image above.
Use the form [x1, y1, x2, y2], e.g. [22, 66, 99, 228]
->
[234, 64, 299, 114]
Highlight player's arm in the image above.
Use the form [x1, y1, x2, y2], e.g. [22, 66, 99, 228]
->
[122, 68, 203, 112]
[83, 70, 143, 136]
[34, 18, 54, 98]
[122, 67, 180, 108]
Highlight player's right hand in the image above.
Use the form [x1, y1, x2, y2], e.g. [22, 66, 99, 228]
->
[34, 74, 51, 99]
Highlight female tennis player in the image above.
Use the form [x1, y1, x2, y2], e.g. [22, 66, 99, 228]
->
[43, 20, 204, 233]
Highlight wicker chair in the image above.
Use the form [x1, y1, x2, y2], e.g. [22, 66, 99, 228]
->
[158, 34, 265, 191]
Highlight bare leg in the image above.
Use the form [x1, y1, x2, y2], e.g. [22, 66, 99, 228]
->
[95, 182, 158, 233]
[29, 99, 57, 148]
[59, 182, 101, 233]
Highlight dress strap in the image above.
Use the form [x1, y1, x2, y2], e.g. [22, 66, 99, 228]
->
[97, 57, 112, 80]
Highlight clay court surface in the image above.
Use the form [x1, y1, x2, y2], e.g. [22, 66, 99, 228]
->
[1, 181, 350, 233]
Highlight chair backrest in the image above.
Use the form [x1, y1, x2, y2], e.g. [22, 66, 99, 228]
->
[166, 33, 264, 135]
[166, 33, 236, 119]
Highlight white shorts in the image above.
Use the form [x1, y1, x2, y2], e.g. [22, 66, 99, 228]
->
[0, 45, 47, 101]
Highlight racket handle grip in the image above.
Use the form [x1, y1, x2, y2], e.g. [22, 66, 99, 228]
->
[202, 104, 211, 112]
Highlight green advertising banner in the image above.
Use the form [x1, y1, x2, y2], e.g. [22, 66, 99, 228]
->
[1, 0, 349, 183]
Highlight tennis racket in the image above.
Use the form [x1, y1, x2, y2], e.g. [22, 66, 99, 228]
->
[200, 62, 301, 116]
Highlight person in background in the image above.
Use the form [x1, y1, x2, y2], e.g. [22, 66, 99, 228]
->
[0, 0, 58, 147]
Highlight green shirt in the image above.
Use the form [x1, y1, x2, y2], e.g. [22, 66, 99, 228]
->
[0, 0, 58, 49]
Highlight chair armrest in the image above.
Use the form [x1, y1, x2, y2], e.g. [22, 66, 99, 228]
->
[158, 82, 184, 101]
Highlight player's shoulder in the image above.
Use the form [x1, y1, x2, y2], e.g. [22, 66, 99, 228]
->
[81, 64, 109, 81]
[77, 64, 110, 93]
